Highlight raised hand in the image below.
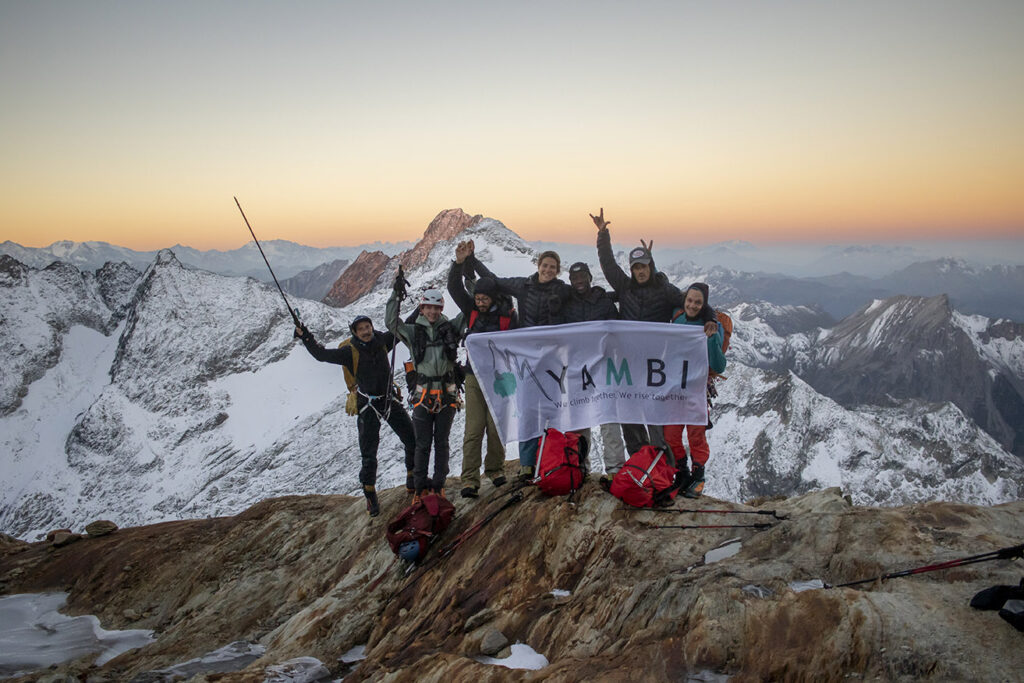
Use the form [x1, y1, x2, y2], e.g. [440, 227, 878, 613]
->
[393, 265, 410, 298]
[590, 207, 611, 231]
[455, 241, 471, 264]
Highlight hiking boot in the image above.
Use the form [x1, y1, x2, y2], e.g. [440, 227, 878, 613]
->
[518, 466, 534, 482]
[492, 475, 507, 487]
[411, 492, 423, 506]
[363, 486, 380, 517]
[405, 470, 415, 493]
[460, 487, 479, 499]
[436, 488, 446, 499]
[683, 466, 705, 499]
[673, 467, 693, 493]
[598, 475, 612, 492]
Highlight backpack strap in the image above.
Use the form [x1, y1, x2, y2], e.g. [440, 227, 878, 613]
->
[337, 338, 359, 393]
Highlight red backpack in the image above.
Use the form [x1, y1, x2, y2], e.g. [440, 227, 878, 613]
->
[385, 494, 456, 562]
[533, 428, 588, 497]
[609, 446, 678, 508]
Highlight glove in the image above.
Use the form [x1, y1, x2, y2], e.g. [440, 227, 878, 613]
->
[294, 322, 311, 340]
[345, 392, 359, 416]
[393, 265, 409, 298]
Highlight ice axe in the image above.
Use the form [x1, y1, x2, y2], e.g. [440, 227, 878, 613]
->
[234, 197, 302, 328]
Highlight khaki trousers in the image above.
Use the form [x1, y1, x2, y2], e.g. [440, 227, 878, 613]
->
[461, 373, 506, 488]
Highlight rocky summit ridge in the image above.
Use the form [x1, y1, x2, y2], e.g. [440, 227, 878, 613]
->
[1, 477, 1022, 681]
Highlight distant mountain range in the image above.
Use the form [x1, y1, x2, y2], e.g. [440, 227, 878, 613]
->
[661, 258, 1024, 320]
[6, 234, 1022, 321]
[0, 238, 410, 282]
[2, 212, 1022, 540]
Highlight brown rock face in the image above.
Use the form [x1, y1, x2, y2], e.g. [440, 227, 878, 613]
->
[399, 208, 483, 270]
[322, 209, 483, 308]
[2, 480, 1022, 682]
[85, 520, 119, 537]
[321, 250, 391, 308]
[51, 531, 82, 547]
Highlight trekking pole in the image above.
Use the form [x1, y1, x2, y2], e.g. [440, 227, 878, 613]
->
[384, 264, 410, 418]
[647, 508, 789, 521]
[650, 523, 775, 530]
[234, 197, 301, 327]
[825, 543, 1024, 589]
[532, 421, 550, 484]
[397, 490, 526, 597]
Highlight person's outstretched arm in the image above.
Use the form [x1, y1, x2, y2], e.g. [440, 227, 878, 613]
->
[592, 208, 629, 292]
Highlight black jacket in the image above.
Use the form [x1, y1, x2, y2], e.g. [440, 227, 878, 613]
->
[300, 330, 398, 397]
[447, 260, 518, 375]
[562, 285, 619, 323]
[596, 227, 689, 323]
[469, 255, 569, 328]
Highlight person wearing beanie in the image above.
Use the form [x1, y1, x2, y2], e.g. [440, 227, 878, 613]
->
[293, 315, 416, 517]
[462, 239, 571, 479]
[447, 241, 519, 498]
[591, 207, 719, 459]
[665, 282, 727, 498]
[562, 261, 626, 483]
[386, 276, 465, 502]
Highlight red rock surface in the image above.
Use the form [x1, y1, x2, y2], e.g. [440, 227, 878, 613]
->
[398, 208, 482, 270]
[322, 209, 483, 308]
[321, 250, 391, 308]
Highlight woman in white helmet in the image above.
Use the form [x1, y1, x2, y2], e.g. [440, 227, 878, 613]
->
[386, 283, 464, 502]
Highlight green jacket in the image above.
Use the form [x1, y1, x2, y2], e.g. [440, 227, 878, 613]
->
[673, 313, 727, 375]
[386, 290, 465, 390]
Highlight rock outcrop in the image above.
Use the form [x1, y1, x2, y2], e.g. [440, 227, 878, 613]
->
[322, 209, 483, 308]
[795, 295, 1024, 459]
[2, 472, 1022, 682]
[321, 251, 391, 308]
[398, 208, 483, 270]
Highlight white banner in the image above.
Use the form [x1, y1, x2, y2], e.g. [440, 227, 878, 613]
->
[465, 320, 709, 443]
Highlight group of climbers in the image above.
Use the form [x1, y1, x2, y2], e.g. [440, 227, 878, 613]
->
[294, 208, 729, 515]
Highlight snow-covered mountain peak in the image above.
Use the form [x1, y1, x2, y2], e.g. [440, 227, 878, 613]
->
[323, 210, 536, 310]
[833, 294, 952, 351]
[153, 248, 182, 268]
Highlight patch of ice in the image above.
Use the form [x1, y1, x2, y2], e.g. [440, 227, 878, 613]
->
[0, 592, 154, 677]
[741, 584, 773, 599]
[704, 539, 742, 564]
[475, 642, 549, 670]
[147, 640, 266, 679]
[339, 644, 367, 664]
[263, 656, 331, 683]
[686, 670, 731, 682]
[789, 579, 825, 592]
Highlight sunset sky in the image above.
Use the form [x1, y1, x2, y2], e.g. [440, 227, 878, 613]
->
[2, 1, 1023, 250]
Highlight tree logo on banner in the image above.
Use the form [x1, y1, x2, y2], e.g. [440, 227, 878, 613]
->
[487, 339, 554, 401]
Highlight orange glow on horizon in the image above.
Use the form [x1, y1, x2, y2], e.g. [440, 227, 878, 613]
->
[2, 2, 1023, 251]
